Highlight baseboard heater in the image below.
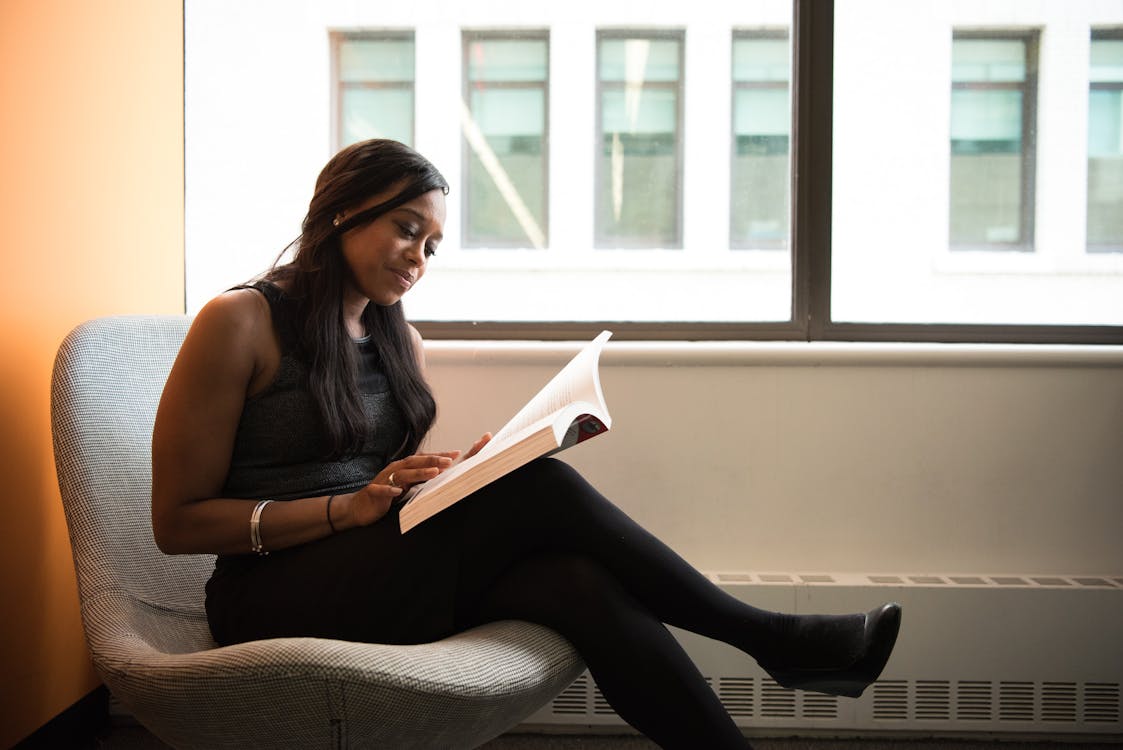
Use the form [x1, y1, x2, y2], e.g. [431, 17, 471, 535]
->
[521, 572, 1123, 740]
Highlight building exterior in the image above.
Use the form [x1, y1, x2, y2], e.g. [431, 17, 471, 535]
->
[186, 0, 1123, 326]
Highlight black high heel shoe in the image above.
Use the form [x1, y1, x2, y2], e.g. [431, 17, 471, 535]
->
[761, 602, 902, 698]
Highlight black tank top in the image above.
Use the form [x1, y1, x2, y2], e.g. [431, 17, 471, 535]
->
[220, 281, 408, 503]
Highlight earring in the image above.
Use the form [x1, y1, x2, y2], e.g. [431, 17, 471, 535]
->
[332, 215, 343, 227]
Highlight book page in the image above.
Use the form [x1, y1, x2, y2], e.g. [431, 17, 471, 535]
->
[475, 330, 612, 461]
[397, 331, 612, 508]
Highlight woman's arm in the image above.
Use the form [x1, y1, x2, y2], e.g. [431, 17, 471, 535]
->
[152, 289, 333, 554]
[152, 292, 454, 555]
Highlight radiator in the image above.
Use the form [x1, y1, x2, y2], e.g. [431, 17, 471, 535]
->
[521, 572, 1123, 739]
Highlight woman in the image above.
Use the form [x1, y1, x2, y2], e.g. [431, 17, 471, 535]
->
[152, 139, 900, 749]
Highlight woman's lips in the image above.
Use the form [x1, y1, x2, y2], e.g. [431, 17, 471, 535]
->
[390, 268, 414, 289]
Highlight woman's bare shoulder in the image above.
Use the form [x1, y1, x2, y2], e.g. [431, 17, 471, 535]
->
[178, 287, 278, 373]
[193, 287, 271, 336]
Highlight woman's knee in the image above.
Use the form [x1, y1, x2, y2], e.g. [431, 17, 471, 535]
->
[523, 555, 631, 614]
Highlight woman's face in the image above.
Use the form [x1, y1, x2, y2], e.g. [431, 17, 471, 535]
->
[338, 187, 446, 307]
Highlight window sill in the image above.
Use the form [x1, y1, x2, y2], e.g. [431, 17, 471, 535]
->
[423, 338, 1123, 368]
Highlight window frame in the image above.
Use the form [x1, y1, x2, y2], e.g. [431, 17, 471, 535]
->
[948, 29, 1040, 253]
[413, 1, 1123, 345]
[330, 30, 417, 152]
[593, 28, 686, 250]
[460, 29, 551, 249]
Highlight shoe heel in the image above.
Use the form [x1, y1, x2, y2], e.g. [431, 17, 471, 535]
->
[767, 671, 866, 699]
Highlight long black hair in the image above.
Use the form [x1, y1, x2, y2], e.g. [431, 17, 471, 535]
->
[264, 139, 447, 458]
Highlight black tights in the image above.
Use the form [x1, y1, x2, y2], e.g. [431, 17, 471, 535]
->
[447, 458, 795, 749]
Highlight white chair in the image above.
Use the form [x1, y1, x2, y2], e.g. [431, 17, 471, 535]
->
[50, 315, 583, 749]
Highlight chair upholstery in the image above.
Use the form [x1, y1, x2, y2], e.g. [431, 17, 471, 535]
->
[50, 315, 584, 749]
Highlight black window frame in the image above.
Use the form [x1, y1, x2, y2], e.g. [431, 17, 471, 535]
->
[415, 1, 1123, 345]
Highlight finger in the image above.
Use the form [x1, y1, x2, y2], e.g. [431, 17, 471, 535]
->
[391, 465, 441, 488]
[416, 450, 461, 460]
[465, 433, 493, 459]
[404, 453, 456, 468]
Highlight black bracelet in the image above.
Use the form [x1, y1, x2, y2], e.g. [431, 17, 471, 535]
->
[326, 494, 337, 534]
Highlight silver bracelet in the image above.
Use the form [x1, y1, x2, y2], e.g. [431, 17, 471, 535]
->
[250, 499, 273, 555]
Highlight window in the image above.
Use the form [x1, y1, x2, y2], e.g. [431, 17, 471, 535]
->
[462, 32, 549, 248]
[333, 33, 415, 149]
[1088, 30, 1123, 252]
[731, 31, 791, 250]
[832, 3, 1121, 331]
[949, 32, 1038, 250]
[186, 0, 1123, 341]
[595, 31, 684, 248]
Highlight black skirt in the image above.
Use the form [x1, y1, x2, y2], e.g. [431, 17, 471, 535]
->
[205, 500, 465, 646]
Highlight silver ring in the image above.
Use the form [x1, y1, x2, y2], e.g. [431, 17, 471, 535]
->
[388, 472, 397, 488]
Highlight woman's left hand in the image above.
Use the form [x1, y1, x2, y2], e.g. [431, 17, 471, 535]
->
[374, 452, 459, 493]
[462, 432, 492, 460]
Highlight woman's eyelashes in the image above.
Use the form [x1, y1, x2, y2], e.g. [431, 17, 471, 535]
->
[396, 221, 418, 240]
[394, 220, 438, 258]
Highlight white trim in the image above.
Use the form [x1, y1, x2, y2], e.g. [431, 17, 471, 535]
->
[423, 338, 1123, 367]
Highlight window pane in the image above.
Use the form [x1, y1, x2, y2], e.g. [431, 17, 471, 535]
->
[1090, 38, 1123, 81]
[599, 39, 681, 82]
[463, 35, 548, 248]
[596, 34, 681, 248]
[951, 39, 1026, 82]
[949, 37, 1031, 248]
[341, 88, 413, 147]
[339, 38, 414, 83]
[1088, 35, 1123, 251]
[950, 89, 1024, 244]
[833, 1, 1123, 327]
[337, 36, 415, 147]
[468, 39, 547, 82]
[732, 35, 790, 248]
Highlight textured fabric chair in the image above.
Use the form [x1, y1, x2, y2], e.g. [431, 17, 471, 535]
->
[50, 315, 584, 749]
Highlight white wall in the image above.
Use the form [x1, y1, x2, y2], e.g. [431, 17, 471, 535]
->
[423, 342, 1123, 576]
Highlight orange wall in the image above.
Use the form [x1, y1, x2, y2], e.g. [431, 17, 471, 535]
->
[0, 1, 184, 745]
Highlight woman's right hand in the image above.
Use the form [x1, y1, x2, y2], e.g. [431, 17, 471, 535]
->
[346, 452, 458, 527]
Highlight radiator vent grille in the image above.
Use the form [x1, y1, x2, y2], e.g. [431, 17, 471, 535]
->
[549, 675, 844, 721]
[1086, 683, 1122, 723]
[548, 673, 1121, 730]
[1041, 682, 1078, 723]
[711, 572, 1123, 589]
[957, 680, 993, 721]
[915, 681, 951, 721]
[591, 685, 614, 715]
[802, 693, 839, 720]
[760, 678, 797, 718]
[717, 677, 754, 717]
[550, 674, 588, 715]
[999, 681, 1035, 722]
[872, 680, 909, 720]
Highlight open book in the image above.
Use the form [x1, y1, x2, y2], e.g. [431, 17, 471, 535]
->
[398, 330, 613, 533]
